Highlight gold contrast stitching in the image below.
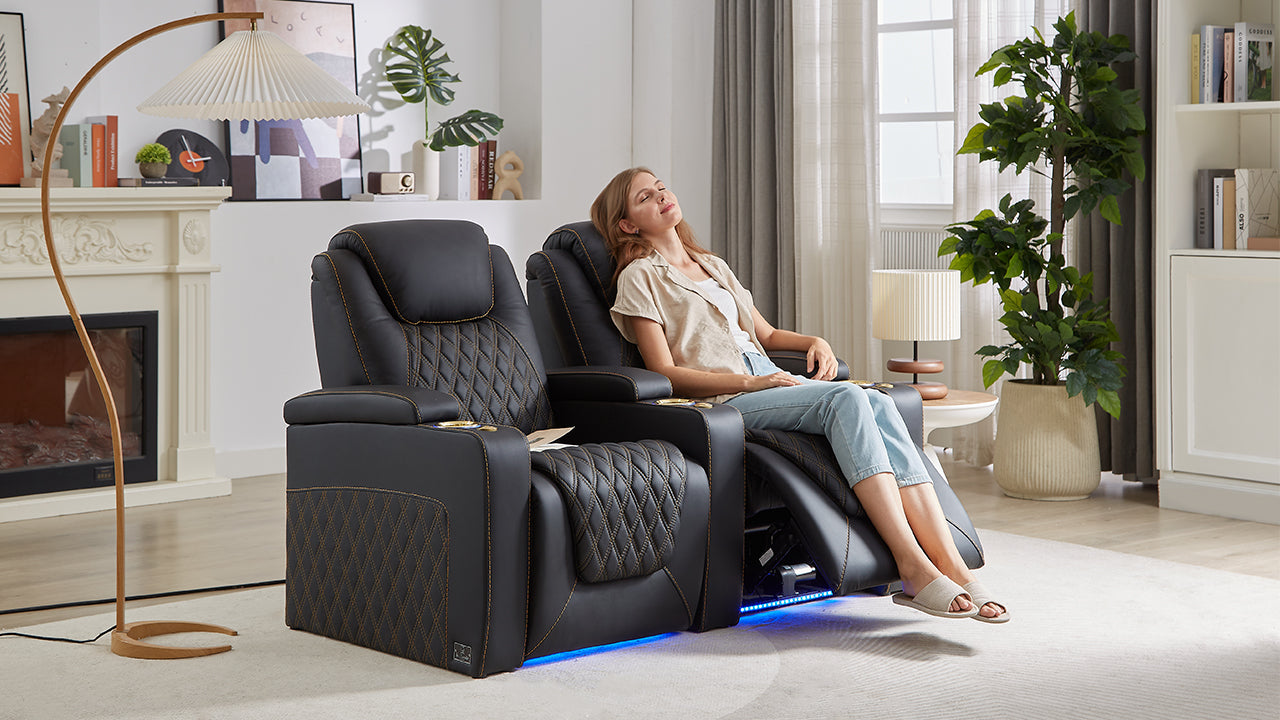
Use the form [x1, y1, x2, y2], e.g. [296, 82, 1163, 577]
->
[548, 369, 642, 401]
[526, 580, 577, 656]
[532, 250, 589, 363]
[459, 428, 495, 674]
[320, 252, 371, 384]
[662, 567, 693, 625]
[290, 389, 426, 422]
[347, 228, 496, 325]
[566, 227, 608, 294]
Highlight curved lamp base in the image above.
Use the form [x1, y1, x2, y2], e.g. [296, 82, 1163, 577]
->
[111, 621, 237, 659]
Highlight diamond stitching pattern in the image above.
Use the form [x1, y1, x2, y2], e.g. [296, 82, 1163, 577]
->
[286, 487, 450, 667]
[406, 317, 552, 434]
[532, 440, 686, 583]
[746, 429, 864, 518]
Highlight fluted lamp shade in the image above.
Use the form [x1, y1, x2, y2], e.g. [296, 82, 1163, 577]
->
[137, 29, 370, 120]
[872, 270, 961, 400]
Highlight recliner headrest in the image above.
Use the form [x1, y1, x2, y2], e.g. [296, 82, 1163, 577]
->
[543, 221, 617, 299]
[329, 219, 494, 323]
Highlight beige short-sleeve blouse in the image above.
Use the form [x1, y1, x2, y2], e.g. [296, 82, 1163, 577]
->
[610, 251, 767, 403]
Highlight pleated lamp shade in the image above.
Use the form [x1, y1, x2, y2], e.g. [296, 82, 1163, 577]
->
[871, 269, 961, 341]
[137, 29, 370, 120]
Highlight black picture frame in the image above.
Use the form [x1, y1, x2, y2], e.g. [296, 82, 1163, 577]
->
[218, 0, 363, 200]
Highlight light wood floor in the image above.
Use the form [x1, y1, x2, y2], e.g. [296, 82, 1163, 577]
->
[3, 456, 1278, 632]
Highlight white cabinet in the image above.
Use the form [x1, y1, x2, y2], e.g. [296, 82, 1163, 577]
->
[1155, 0, 1280, 523]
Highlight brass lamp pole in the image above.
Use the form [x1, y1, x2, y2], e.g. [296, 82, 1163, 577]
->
[38, 11, 368, 660]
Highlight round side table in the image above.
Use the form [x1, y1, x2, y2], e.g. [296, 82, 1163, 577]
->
[921, 389, 998, 474]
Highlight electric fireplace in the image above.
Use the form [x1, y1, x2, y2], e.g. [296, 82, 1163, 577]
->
[0, 311, 158, 499]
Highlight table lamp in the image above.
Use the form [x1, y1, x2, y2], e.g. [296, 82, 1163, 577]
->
[871, 269, 960, 400]
[38, 12, 369, 660]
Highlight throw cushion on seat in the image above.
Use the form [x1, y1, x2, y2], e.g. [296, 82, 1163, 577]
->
[533, 439, 686, 583]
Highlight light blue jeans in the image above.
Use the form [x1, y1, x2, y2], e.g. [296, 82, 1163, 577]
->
[725, 352, 931, 489]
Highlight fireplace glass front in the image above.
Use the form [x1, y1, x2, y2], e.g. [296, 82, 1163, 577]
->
[0, 311, 158, 499]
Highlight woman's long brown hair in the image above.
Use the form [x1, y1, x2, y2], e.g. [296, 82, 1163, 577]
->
[590, 166, 711, 286]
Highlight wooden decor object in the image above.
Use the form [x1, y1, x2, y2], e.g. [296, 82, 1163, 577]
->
[492, 149, 524, 200]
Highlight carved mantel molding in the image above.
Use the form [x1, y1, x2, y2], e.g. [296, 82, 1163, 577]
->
[0, 186, 233, 522]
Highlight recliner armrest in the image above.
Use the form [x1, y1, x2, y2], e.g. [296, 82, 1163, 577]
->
[767, 350, 851, 381]
[284, 385, 461, 425]
[545, 366, 672, 402]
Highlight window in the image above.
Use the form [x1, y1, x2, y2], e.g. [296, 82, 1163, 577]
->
[876, 0, 955, 210]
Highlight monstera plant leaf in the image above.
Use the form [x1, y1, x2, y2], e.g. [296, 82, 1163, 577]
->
[384, 25, 458, 135]
[428, 110, 505, 151]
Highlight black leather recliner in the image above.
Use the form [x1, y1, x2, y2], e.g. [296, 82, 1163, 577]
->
[526, 221, 985, 604]
[284, 219, 745, 677]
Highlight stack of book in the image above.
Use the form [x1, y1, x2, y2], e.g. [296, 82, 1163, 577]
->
[1195, 168, 1279, 250]
[1189, 22, 1274, 103]
[58, 115, 118, 187]
[439, 140, 499, 200]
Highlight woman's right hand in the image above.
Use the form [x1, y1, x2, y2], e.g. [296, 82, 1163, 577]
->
[744, 371, 802, 392]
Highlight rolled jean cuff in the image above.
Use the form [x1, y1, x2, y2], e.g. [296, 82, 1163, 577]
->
[851, 464, 932, 489]
[895, 471, 932, 488]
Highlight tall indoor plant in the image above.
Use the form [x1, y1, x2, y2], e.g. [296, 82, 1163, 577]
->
[384, 25, 503, 197]
[939, 12, 1145, 499]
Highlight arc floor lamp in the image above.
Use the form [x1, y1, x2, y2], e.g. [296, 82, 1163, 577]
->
[38, 11, 368, 659]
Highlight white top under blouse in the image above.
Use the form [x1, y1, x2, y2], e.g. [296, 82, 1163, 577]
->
[695, 277, 759, 356]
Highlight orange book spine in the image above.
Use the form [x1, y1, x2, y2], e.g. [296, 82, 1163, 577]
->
[91, 124, 105, 187]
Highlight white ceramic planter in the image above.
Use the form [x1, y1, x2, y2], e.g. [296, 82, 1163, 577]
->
[411, 142, 440, 199]
[994, 380, 1101, 501]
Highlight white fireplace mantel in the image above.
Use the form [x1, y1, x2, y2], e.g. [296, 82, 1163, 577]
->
[1, 186, 232, 522]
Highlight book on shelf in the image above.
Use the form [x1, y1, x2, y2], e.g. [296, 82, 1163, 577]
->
[1200, 25, 1230, 103]
[485, 140, 497, 199]
[90, 123, 105, 187]
[469, 144, 481, 200]
[1218, 30, 1228, 102]
[439, 145, 471, 200]
[477, 140, 492, 200]
[1234, 168, 1279, 250]
[1213, 177, 1233, 249]
[84, 115, 118, 187]
[1190, 32, 1201, 103]
[1234, 23, 1275, 103]
[58, 124, 94, 187]
[1195, 168, 1235, 248]
[117, 176, 199, 187]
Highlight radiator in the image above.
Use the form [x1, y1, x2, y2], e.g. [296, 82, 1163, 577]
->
[879, 227, 952, 270]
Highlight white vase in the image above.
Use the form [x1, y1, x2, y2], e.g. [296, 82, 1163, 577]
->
[993, 380, 1101, 501]
[411, 142, 440, 199]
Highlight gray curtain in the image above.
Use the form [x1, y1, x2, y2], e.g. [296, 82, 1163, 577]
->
[711, 0, 795, 328]
[1076, 0, 1157, 482]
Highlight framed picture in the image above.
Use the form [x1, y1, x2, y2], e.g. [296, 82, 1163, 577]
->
[219, 0, 362, 200]
[0, 12, 32, 186]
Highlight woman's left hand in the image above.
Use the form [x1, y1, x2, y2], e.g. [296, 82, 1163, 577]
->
[807, 337, 838, 381]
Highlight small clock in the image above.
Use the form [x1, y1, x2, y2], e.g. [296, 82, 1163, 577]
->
[154, 129, 230, 186]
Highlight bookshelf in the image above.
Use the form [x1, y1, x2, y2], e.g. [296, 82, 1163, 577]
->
[1154, 0, 1280, 523]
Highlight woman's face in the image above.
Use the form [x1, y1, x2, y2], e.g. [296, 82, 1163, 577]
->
[621, 172, 682, 236]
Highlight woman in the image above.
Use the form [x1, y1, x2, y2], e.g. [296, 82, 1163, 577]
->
[592, 167, 1008, 622]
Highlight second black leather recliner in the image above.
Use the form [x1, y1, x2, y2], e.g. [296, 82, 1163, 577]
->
[526, 221, 985, 605]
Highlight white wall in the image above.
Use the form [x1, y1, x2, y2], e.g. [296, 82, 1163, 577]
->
[7, 0, 715, 477]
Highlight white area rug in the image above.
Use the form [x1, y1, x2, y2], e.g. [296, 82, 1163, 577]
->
[4, 530, 1278, 720]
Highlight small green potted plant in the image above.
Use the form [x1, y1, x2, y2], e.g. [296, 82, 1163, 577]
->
[384, 25, 503, 197]
[939, 12, 1145, 499]
[135, 143, 171, 178]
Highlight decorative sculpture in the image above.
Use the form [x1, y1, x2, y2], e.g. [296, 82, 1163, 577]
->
[491, 149, 524, 200]
[21, 87, 73, 187]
